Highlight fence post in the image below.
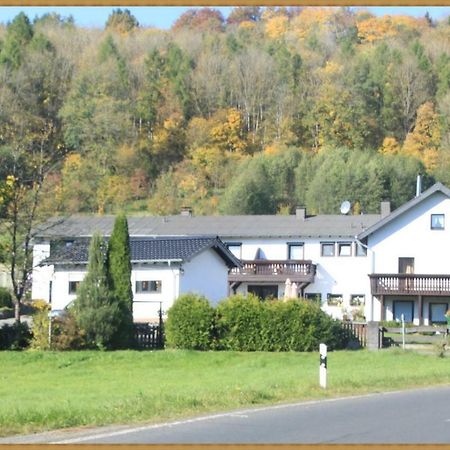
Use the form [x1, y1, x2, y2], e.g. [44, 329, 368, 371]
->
[319, 343, 327, 388]
[366, 321, 381, 350]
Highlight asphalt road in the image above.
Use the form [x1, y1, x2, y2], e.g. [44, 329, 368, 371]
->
[4, 385, 450, 444]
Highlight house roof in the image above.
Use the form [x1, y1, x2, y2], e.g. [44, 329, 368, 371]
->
[45, 236, 240, 268]
[36, 213, 380, 240]
[358, 182, 450, 240]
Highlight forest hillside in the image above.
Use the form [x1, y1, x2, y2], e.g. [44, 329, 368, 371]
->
[1, 7, 450, 217]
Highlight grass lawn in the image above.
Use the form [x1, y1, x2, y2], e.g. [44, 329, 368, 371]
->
[1, 348, 450, 437]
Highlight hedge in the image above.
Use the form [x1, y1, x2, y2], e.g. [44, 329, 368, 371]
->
[167, 294, 348, 352]
[165, 293, 215, 350]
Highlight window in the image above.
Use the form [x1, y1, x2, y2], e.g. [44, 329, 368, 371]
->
[355, 242, 367, 257]
[304, 293, 321, 304]
[136, 280, 162, 293]
[288, 242, 304, 260]
[431, 214, 445, 230]
[398, 257, 414, 274]
[226, 243, 242, 259]
[327, 294, 343, 306]
[68, 281, 80, 295]
[338, 242, 352, 257]
[350, 294, 365, 306]
[321, 242, 335, 257]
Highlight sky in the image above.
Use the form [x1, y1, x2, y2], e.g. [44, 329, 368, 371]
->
[0, 6, 448, 29]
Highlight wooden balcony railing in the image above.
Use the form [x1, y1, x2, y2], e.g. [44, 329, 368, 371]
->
[229, 260, 316, 283]
[370, 274, 450, 296]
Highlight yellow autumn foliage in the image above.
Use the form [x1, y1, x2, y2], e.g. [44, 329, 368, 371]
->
[265, 16, 289, 39]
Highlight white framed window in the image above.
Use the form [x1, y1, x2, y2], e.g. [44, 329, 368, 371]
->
[431, 214, 445, 230]
[321, 242, 335, 257]
[288, 242, 304, 260]
[327, 294, 343, 306]
[304, 293, 321, 304]
[338, 242, 352, 257]
[350, 294, 365, 306]
[136, 280, 162, 293]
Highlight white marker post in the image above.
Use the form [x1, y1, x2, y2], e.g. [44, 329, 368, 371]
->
[401, 313, 405, 350]
[319, 343, 327, 389]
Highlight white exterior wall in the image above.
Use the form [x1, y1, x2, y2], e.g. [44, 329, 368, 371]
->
[132, 264, 180, 322]
[31, 242, 53, 301]
[303, 239, 371, 320]
[51, 267, 85, 310]
[369, 193, 450, 274]
[368, 192, 450, 323]
[227, 237, 372, 319]
[179, 249, 229, 305]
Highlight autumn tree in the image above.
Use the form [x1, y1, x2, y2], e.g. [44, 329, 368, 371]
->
[105, 9, 139, 34]
[0, 13, 71, 323]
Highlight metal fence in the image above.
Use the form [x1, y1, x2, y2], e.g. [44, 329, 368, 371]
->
[134, 323, 164, 350]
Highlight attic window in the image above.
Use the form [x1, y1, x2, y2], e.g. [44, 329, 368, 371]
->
[431, 214, 445, 230]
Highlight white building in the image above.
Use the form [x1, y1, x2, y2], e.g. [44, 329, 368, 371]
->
[34, 236, 239, 323]
[359, 182, 450, 325]
[32, 182, 450, 325]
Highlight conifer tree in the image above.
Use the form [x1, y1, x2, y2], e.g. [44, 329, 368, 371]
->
[74, 233, 120, 349]
[106, 214, 134, 348]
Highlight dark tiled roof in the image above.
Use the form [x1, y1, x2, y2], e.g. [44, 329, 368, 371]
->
[45, 236, 240, 268]
[36, 213, 380, 240]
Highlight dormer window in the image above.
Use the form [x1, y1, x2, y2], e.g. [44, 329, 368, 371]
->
[431, 214, 445, 230]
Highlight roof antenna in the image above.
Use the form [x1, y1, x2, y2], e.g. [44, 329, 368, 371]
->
[340, 200, 351, 215]
[416, 174, 422, 197]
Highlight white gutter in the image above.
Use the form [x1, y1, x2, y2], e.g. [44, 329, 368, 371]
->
[355, 235, 375, 322]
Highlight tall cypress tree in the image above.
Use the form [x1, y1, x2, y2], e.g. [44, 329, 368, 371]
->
[74, 232, 120, 349]
[107, 214, 134, 348]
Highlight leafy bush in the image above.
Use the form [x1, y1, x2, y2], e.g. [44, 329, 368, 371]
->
[166, 294, 348, 352]
[0, 287, 12, 308]
[0, 306, 14, 319]
[51, 313, 87, 350]
[0, 322, 32, 350]
[165, 293, 215, 350]
[215, 294, 263, 351]
[30, 305, 50, 350]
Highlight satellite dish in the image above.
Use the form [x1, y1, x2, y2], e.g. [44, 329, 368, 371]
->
[340, 200, 351, 215]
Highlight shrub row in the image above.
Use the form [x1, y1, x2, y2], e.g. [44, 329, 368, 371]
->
[165, 293, 348, 352]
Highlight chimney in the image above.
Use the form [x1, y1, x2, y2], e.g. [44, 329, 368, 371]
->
[380, 201, 391, 218]
[296, 206, 306, 220]
[416, 174, 422, 197]
[180, 206, 192, 217]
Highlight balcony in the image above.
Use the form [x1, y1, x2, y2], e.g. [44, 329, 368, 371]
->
[370, 274, 450, 296]
[229, 260, 316, 284]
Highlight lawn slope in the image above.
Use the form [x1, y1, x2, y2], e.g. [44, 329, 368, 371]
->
[1, 349, 449, 436]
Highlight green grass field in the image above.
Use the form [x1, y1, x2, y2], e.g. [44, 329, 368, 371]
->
[1, 348, 450, 437]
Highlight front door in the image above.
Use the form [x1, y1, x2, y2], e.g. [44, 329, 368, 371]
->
[393, 300, 414, 323]
[430, 303, 448, 324]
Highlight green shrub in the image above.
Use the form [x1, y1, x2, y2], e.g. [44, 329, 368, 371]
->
[30, 307, 50, 350]
[52, 313, 87, 350]
[0, 287, 12, 308]
[165, 293, 215, 350]
[215, 294, 263, 351]
[0, 322, 32, 350]
[0, 306, 14, 319]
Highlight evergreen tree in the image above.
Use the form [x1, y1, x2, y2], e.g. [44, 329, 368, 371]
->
[74, 233, 120, 349]
[106, 214, 134, 348]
